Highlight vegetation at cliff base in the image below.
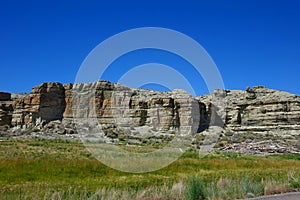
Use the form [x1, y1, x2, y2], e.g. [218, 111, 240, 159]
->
[0, 139, 299, 200]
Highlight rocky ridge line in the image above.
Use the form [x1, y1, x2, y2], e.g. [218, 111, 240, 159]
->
[0, 81, 299, 155]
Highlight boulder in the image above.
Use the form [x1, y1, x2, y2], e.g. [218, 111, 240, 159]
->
[0, 92, 11, 101]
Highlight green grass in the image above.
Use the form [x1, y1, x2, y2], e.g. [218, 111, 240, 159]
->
[0, 139, 299, 199]
[185, 176, 206, 200]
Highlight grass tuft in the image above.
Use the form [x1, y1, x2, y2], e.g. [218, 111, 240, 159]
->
[185, 176, 206, 200]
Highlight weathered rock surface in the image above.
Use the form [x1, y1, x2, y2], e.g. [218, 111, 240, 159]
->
[68, 81, 209, 138]
[0, 92, 13, 127]
[0, 81, 209, 140]
[197, 86, 300, 136]
[195, 86, 300, 154]
[10, 82, 66, 129]
[0, 92, 11, 101]
[0, 82, 299, 154]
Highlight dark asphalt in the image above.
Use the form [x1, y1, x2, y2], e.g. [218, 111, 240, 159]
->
[243, 192, 300, 200]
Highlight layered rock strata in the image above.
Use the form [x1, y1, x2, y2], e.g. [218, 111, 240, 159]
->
[0, 81, 210, 137]
[65, 81, 209, 137]
[0, 92, 13, 127]
[11, 82, 66, 128]
[0, 82, 299, 148]
[197, 86, 300, 136]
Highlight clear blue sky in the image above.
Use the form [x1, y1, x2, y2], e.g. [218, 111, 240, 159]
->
[0, 0, 299, 96]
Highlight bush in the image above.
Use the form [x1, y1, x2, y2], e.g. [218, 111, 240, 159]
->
[117, 134, 126, 141]
[185, 176, 207, 200]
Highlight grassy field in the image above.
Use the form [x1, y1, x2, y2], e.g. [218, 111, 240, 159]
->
[0, 139, 299, 200]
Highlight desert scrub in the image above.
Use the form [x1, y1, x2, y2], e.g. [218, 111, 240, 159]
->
[185, 176, 206, 200]
[117, 134, 127, 141]
[191, 134, 206, 148]
[205, 177, 264, 199]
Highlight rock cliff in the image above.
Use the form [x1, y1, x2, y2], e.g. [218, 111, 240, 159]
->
[197, 86, 300, 154]
[11, 82, 66, 128]
[0, 81, 299, 154]
[0, 92, 13, 127]
[0, 81, 209, 137]
[63, 81, 209, 138]
[197, 86, 300, 136]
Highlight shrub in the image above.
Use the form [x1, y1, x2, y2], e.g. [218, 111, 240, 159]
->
[185, 176, 207, 200]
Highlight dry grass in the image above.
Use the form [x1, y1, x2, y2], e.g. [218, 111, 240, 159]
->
[0, 139, 299, 199]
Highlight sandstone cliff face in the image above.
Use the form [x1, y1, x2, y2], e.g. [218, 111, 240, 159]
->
[67, 81, 209, 137]
[1, 82, 299, 154]
[0, 92, 13, 127]
[197, 86, 300, 136]
[0, 82, 299, 144]
[11, 82, 66, 128]
[0, 81, 209, 137]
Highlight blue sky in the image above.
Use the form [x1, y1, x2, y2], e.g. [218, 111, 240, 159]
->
[0, 0, 300, 96]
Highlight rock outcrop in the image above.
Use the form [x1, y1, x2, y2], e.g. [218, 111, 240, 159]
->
[1, 81, 209, 137]
[0, 92, 13, 128]
[65, 81, 209, 137]
[0, 81, 299, 154]
[11, 82, 66, 128]
[197, 86, 300, 136]
[0, 92, 11, 101]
